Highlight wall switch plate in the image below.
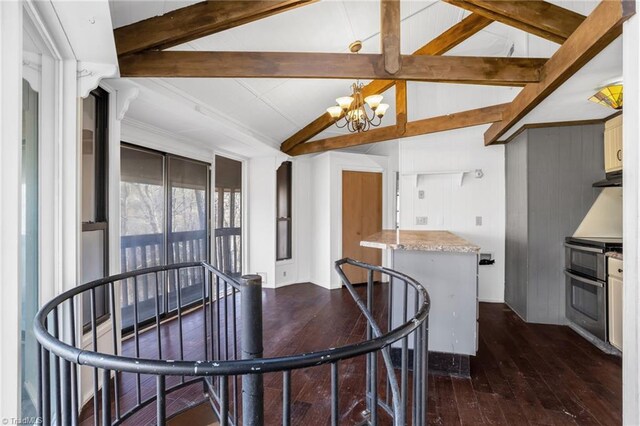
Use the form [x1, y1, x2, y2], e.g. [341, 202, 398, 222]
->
[416, 216, 428, 225]
[418, 190, 425, 200]
[476, 216, 482, 226]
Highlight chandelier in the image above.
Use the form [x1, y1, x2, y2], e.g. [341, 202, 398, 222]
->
[326, 41, 390, 133]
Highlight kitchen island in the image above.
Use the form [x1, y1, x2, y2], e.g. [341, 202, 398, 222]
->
[361, 230, 480, 375]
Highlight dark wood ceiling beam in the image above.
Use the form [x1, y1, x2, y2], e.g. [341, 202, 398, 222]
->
[443, 0, 585, 44]
[115, 0, 317, 57]
[280, 13, 493, 153]
[381, 0, 402, 74]
[119, 51, 546, 85]
[288, 103, 507, 155]
[485, 0, 635, 145]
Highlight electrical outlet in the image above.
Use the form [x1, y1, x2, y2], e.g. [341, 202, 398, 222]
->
[476, 216, 482, 226]
[418, 190, 425, 200]
[416, 216, 428, 225]
[283, 271, 287, 277]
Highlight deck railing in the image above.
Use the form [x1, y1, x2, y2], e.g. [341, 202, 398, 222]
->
[34, 259, 430, 425]
[120, 228, 241, 329]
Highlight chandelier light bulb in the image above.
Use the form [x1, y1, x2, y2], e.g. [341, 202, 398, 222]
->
[375, 103, 390, 117]
[364, 94, 383, 110]
[336, 96, 354, 110]
[326, 106, 342, 118]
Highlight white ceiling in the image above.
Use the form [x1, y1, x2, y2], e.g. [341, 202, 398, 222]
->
[108, 0, 618, 157]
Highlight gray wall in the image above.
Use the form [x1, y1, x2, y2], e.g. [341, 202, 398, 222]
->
[505, 124, 605, 324]
[505, 131, 529, 319]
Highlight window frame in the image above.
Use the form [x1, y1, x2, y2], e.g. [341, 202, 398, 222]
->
[276, 161, 293, 262]
[82, 87, 111, 331]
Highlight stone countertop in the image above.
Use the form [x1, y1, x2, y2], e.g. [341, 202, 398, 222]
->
[360, 230, 480, 253]
[606, 251, 623, 261]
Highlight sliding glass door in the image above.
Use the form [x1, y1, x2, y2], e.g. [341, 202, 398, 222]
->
[120, 146, 165, 328]
[120, 145, 210, 330]
[167, 156, 209, 307]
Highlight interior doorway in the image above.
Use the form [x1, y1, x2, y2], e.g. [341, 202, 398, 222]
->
[341, 170, 383, 284]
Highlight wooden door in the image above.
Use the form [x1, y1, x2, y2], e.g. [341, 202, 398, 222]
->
[342, 171, 382, 284]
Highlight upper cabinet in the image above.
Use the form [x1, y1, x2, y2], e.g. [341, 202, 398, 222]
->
[604, 114, 623, 173]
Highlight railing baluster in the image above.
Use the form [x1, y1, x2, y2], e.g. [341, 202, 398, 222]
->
[386, 276, 392, 406]
[208, 270, 215, 362]
[232, 285, 239, 422]
[102, 368, 111, 425]
[61, 358, 71, 425]
[413, 288, 419, 425]
[366, 269, 374, 420]
[400, 280, 409, 426]
[90, 289, 99, 426]
[41, 336, 51, 425]
[133, 277, 141, 406]
[331, 362, 339, 426]
[203, 267, 209, 362]
[371, 352, 378, 425]
[220, 375, 229, 426]
[216, 275, 221, 394]
[157, 375, 166, 426]
[282, 370, 291, 426]
[175, 269, 184, 367]
[421, 319, 429, 426]
[69, 297, 79, 426]
[109, 282, 120, 421]
[155, 272, 163, 360]
[52, 308, 62, 424]
[224, 279, 230, 362]
[37, 341, 42, 420]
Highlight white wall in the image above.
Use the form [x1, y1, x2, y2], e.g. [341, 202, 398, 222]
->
[306, 151, 393, 289]
[274, 156, 313, 287]
[399, 127, 506, 302]
[623, 10, 640, 426]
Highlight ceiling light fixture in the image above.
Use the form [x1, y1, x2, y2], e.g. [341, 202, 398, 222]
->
[326, 41, 389, 133]
[588, 82, 623, 110]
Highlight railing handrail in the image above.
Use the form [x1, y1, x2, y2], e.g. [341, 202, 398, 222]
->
[34, 259, 430, 378]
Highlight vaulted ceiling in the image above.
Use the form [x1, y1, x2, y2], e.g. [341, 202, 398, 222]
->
[108, 0, 627, 158]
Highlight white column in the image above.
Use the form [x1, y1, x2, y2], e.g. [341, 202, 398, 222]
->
[623, 10, 640, 426]
[0, 1, 23, 419]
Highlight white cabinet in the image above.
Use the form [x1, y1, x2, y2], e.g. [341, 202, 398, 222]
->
[608, 257, 623, 351]
[604, 115, 623, 173]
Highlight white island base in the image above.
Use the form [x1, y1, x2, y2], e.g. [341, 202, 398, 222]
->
[361, 231, 479, 377]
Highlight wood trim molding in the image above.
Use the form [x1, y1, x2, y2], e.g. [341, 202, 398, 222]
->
[280, 13, 493, 153]
[501, 111, 624, 144]
[484, 0, 635, 146]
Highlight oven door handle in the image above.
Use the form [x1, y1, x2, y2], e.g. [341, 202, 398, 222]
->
[564, 270, 604, 288]
[564, 243, 605, 254]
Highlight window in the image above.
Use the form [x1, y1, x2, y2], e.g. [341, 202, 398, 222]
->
[276, 161, 292, 261]
[213, 156, 242, 275]
[120, 145, 210, 331]
[81, 88, 110, 329]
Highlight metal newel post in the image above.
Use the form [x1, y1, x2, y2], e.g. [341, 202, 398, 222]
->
[241, 274, 264, 426]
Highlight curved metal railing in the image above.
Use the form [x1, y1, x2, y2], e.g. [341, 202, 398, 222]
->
[34, 259, 430, 425]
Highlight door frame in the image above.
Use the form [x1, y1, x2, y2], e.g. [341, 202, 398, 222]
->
[330, 156, 390, 289]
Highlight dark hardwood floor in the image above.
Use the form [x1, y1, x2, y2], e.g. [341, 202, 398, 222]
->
[80, 283, 621, 425]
